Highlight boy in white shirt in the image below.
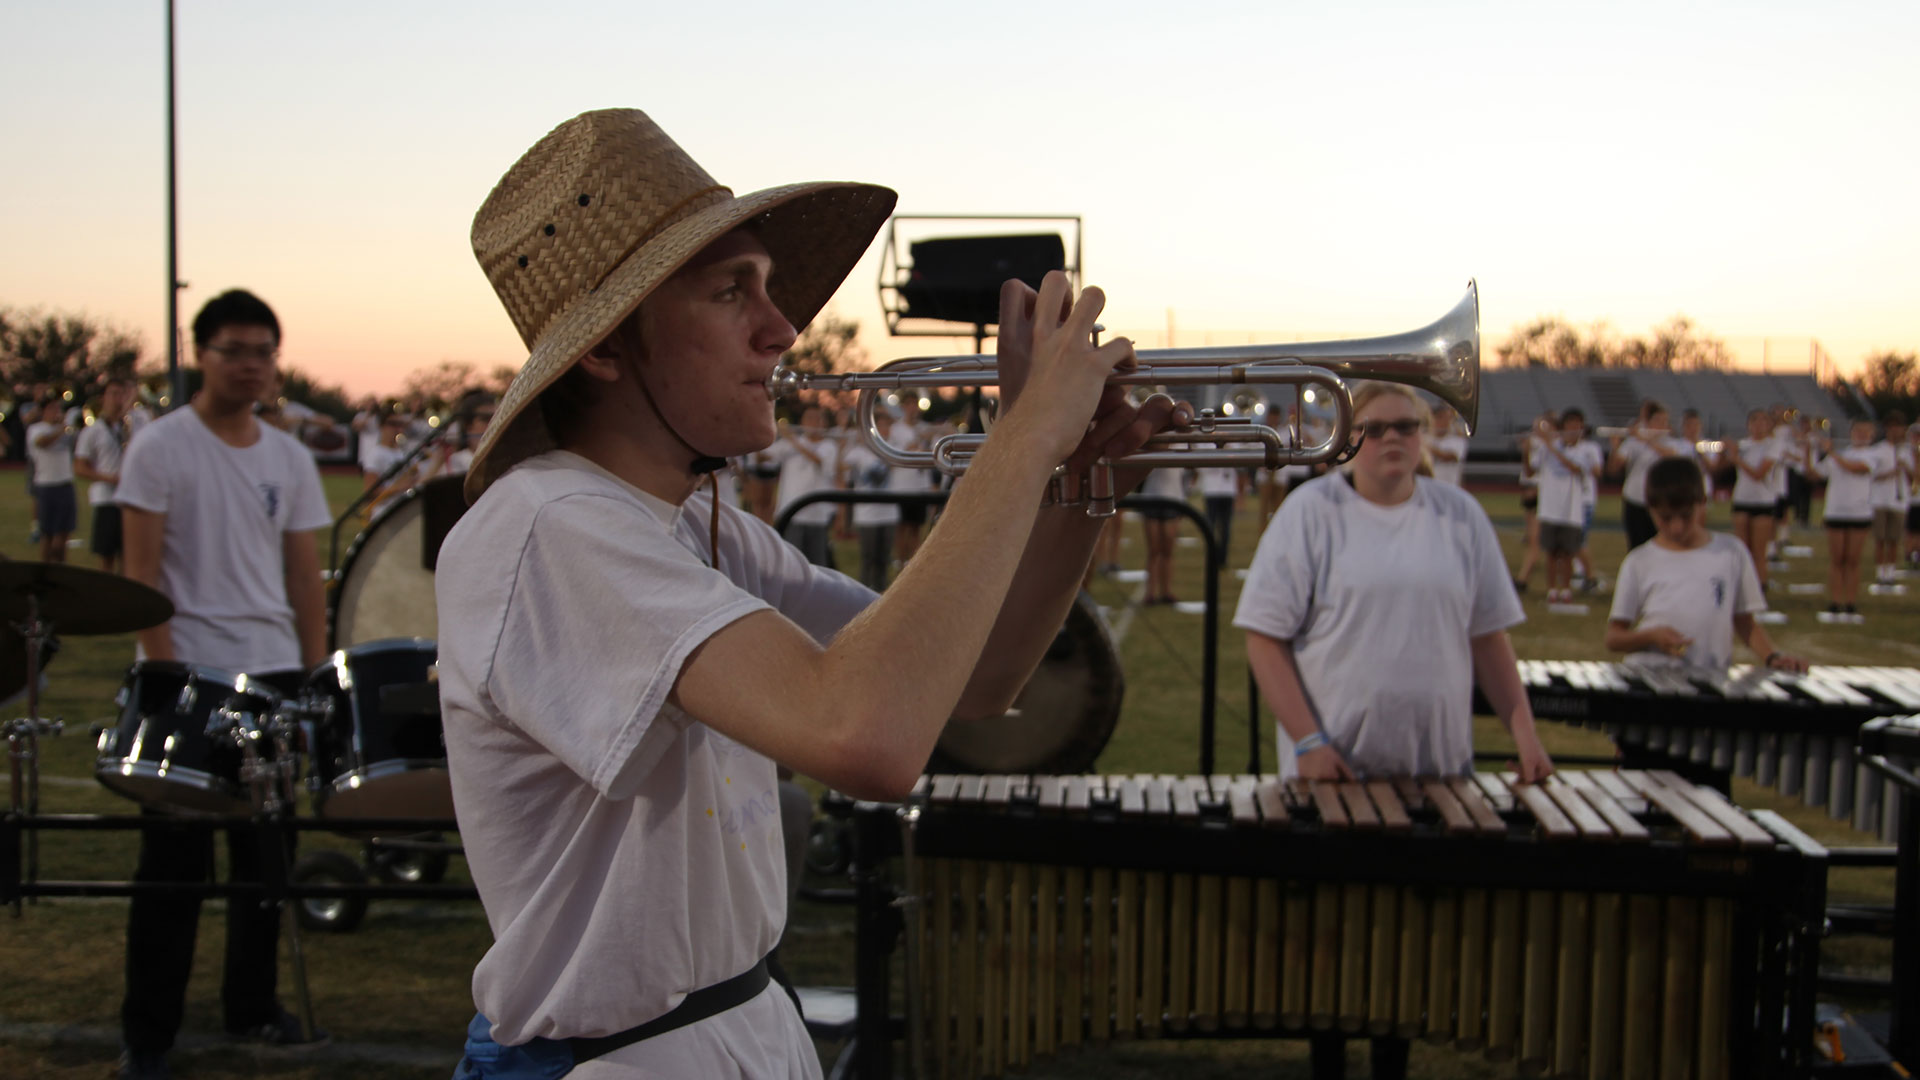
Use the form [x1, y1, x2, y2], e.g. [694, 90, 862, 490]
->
[74, 378, 138, 573]
[1607, 457, 1805, 674]
[439, 108, 1192, 1079]
[1534, 409, 1603, 604]
[26, 398, 79, 562]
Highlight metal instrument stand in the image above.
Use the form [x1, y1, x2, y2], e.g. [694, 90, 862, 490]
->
[5, 590, 62, 915]
[222, 693, 322, 1044]
[1857, 731, 1920, 1069]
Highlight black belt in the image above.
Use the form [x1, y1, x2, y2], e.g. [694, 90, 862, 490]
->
[567, 957, 771, 1065]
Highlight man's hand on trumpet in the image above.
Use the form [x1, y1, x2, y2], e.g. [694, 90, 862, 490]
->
[993, 273, 1193, 496]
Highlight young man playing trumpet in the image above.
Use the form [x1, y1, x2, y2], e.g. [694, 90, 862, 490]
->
[440, 108, 1190, 1079]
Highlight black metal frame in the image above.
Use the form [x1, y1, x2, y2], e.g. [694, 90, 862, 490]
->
[1854, 718, 1920, 1065]
[842, 793, 1830, 1080]
[1, 813, 474, 910]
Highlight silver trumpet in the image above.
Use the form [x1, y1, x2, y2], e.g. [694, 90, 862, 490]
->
[768, 281, 1480, 517]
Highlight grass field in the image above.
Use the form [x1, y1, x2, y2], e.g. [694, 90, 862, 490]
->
[1, 469, 1914, 1079]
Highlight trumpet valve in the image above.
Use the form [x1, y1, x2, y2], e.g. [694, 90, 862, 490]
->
[1087, 462, 1117, 519]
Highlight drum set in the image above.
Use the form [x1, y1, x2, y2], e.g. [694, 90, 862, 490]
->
[94, 637, 449, 824]
[0, 555, 459, 938]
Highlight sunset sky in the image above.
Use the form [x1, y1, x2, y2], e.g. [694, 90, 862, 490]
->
[4, 1, 1916, 398]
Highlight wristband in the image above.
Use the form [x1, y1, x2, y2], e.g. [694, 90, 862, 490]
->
[1293, 731, 1329, 757]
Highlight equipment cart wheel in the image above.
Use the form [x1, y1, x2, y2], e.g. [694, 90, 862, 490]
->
[291, 850, 370, 933]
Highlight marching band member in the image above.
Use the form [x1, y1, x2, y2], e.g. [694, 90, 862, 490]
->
[1813, 417, 1889, 623]
[437, 108, 1190, 1079]
[114, 289, 332, 1080]
[1728, 409, 1783, 591]
[1510, 410, 1554, 592]
[1606, 457, 1805, 674]
[1871, 410, 1910, 585]
[761, 403, 843, 568]
[1235, 381, 1550, 1080]
[1534, 409, 1604, 605]
[1609, 399, 1690, 550]
[1425, 401, 1467, 488]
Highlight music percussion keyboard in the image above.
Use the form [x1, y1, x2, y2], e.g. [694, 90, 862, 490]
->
[1511, 661, 1920, 839]
[844, 770, 1827, 1080]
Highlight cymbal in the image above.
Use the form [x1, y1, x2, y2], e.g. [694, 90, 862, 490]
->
[0, 561, 174, 635]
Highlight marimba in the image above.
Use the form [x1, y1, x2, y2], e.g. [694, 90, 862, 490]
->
[1511, 661, 1920, 839]
[845, 771, 1828, 1080]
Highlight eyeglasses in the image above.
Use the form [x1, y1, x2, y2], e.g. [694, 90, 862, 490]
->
[203, 343, 279, 363]
[1356, 419, 1426, 439]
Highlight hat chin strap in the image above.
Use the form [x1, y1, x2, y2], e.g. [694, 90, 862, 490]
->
[630, 369, 726, 476]
[632, 371, 728, 569]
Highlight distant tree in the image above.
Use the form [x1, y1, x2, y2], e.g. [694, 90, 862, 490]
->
[281, 366, 354, 421]
[402, 360, 484, 406]
[1629, 316, 1733, 371]
[1496, 317, 1607, 368]
[777, 312, 865, 421]
[782, 311, 864, 377]
[0, 306, 145, 391]
[1497, 314, 1731, 371]
[1859, 350, 1920, 417]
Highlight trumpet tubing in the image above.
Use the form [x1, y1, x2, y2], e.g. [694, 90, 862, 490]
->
[769, 282, 1480, 516]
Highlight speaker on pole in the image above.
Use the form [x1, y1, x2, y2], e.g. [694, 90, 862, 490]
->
[897, 234, 1066, 328]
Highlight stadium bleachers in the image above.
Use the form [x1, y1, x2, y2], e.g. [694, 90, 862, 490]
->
[1468, 369, 1855, 458]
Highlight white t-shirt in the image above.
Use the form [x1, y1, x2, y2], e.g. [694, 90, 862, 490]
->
[25, 421, 75, 486]
[1140, 467, 1186, 502]
[1233, 472, 1524, 780]
[1197, 464, 1239, 498]
[1820, 445, 1882, 521]
[1609, 534, 1765, 673]
[114, 409, 330, 671]
[1778, 428, 1806, 482]
[1893, 443, 1916, 509]
[883, 423, 929, 496]
[1731, 437, 1782, 507]
[1426, 432, 1468, 488]
[766, 434, 841, 527]
[353, 410, 383, 464]
[1534, 439, 1602, 528]
[1520, 435, 1543, 491]
[838, 440, 900, 527]
[75, 418, 129, 505]
[1868, 441, 1906, 510]
[1616, 433, 1690, 505]
[445, 448, 475, 475]
[436, 452, 871, 1073]
[362, 442, 404, 479]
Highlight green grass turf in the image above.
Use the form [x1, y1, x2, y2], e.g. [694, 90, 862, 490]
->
[2, 471, 1914, 1077]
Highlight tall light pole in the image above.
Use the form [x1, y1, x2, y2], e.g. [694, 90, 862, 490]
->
[165, 0, 185, 408]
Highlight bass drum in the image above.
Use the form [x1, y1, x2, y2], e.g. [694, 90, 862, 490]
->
[330, 475, 468, 649]
[928, 590, 1123, 775]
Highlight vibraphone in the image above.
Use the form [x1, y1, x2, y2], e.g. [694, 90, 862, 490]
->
[845, 771, 1828, 1080]
[1511, 661, 1920, 839]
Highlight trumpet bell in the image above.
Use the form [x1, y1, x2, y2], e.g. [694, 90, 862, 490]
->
[1133, 280, 1480, 434]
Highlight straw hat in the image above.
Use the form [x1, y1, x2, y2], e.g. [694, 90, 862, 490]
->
[463, 108, 896, 501]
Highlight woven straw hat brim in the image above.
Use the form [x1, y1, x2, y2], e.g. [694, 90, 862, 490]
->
[464, 180, 896, 502]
